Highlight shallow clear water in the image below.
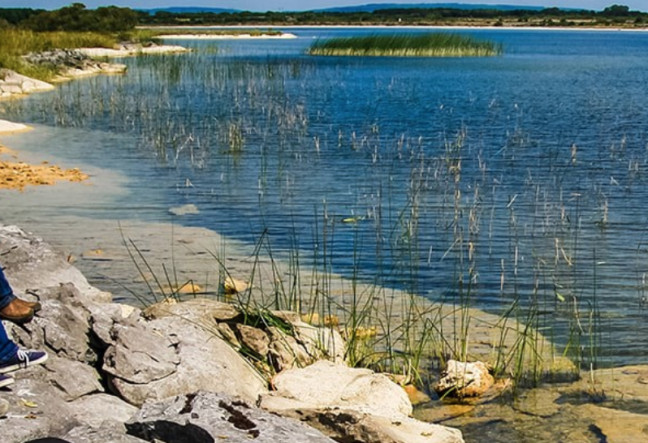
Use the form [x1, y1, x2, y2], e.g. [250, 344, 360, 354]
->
[3, 28, 648, 368]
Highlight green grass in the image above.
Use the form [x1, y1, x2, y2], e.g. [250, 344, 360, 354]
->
[309, 32, 503, 57]
[0, 29, 118, 80]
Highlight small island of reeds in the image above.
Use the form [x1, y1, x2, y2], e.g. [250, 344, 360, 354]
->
[308, 32, 503, 57]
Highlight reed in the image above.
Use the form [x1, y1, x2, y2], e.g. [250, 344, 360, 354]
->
[2, 39, 611, 391]
[309, 33, 503, 57]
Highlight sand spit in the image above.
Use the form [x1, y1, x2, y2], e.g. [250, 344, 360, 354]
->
[78, 44, 190, 58]
[158, 33, 298, 40]
[0, 137, 89, 191]
[0, 119, 30, 134]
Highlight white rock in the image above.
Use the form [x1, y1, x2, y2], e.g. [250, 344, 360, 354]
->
[261, 360, 412, 419]
[435, 360, 494, 398]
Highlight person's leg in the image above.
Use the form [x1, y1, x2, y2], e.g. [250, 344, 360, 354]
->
[0, 267, 16, 310]
[0, 322, 18, 364]
[0, 266, 40, 323]
[0, 321, 47, 373]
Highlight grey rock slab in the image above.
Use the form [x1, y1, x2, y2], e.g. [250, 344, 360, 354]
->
[279, 408, 465, 443]
[261, 360, 412, 419]
[88, 302, 140, 348]
[0, 378, 81, 442]
[68, 394, 139, 429]
[103, 323, 179, 385]
[235, 323, 271, 357]
[107, 316, 267, 406]
[126, 391, 336, 443]
[143, 297, 240, 323]
[0, 225, 109, 302]
[63, 422, 146, 443]
[43, 356, 103, 401]
[293, 320, 346, 363]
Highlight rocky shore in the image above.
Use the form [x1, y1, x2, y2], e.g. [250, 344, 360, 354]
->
[0, 224, 463, 442]
[0, 43, 189, 100]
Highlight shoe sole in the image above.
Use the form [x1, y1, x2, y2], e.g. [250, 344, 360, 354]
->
[0, 312, 35, 324]
[0, 376, 14, 388]
[0, 353, 48, 374]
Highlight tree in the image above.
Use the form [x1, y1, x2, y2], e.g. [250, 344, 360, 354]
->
[602, 5, 631, 16]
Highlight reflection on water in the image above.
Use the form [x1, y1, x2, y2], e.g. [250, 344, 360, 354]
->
[3, 28, 648, 370]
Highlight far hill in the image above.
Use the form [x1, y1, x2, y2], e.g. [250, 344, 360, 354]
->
[313, 3, 549, 13]
[143, 7, 238, 14]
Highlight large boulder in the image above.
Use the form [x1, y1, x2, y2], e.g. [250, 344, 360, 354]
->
[261, 360, 412, 419]
[0, 70, 54, 98]
[102, 315, 268, 406]
[0, 225, 110, 302]
[126, 391, 336, 443]
[261, 360, 464, 443]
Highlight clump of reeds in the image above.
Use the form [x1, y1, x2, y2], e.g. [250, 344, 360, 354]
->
[308, 33, 502, 57]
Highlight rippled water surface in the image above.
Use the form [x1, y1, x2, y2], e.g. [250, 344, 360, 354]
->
[3, 28, 648, 367]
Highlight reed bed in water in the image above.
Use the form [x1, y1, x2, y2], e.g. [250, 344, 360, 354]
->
[309, 33, 503, 57]
[2, 52, 609, 388]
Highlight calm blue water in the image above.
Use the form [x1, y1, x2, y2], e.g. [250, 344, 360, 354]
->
[4, 28, 648, 367]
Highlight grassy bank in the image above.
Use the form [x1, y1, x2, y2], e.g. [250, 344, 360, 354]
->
[309, 33, 503, 57]
[0, 29, 118, 80]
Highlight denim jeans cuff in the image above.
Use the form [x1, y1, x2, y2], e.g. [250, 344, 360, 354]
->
[0, 293, 16, 310]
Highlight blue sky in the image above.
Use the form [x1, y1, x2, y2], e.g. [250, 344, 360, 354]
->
[2, 1, 646, 13]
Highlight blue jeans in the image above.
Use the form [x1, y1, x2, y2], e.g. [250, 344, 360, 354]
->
[0, 267, 19, 363]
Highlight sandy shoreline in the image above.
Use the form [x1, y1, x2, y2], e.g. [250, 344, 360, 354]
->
[158, 33, 297, 40]
[153, 24, 648, 32]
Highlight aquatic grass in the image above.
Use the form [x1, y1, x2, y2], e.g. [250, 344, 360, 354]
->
[1, 43, 611, 391]
[309, 33, 503, 57]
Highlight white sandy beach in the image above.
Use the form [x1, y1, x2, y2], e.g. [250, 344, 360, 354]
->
[158, 33, 297, 40]
[0, 120, 30, 134]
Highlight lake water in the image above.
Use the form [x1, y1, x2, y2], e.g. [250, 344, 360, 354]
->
[3, 27, 648, 369]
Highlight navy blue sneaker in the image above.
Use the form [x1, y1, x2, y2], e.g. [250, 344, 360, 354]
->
[0, 350, 48, 374]
[0, 373, 14, 388]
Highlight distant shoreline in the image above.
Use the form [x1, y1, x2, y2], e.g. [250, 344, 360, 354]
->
[158, 33, 297, 40]
[142, 24, 648, 33]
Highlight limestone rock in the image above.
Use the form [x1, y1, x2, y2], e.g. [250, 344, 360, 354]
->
[235, 323, 271, 356]
[261, 360, 412, 419]
[0, 377, 80, 442]
[293, 320, 346, 363]
[0, 225, 110, 302]
[68, 394, 139, 429]
[143, 297, 240, 323]
[268, 325, 312, 372]
[103, 323, 180, 386]
[261, 361, 464, 443]
[126, 391, 336, 443]
[0, 69, 54, 97]
[88, 302, 141, 348]
[63, 423, 145, 443]
[282, 408, 464, 443]
[434, 360, 494, 398]
[7, 284, 100, 365]
[106, 316, 267, 406]
[44, 356, 103, 401]
[224, 276, 248, 294]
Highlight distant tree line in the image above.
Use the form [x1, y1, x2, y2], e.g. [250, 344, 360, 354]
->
[138, 4, 646, 27]
[0, 3, 645, 31]
[0, 3, 144, 32]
